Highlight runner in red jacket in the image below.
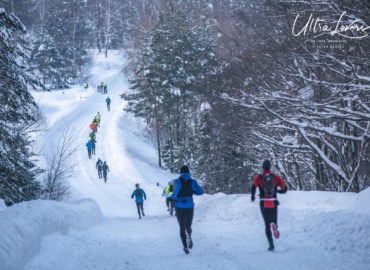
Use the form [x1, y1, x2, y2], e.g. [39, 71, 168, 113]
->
[90, 123, 97, 133]
[251, 159, 287, 251]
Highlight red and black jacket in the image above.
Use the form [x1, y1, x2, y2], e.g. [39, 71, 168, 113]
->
[251, 170, 287, 208]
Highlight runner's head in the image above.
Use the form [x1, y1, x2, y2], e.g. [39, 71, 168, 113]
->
[180, 165, 190, 174]
[262, 159, 271, 171]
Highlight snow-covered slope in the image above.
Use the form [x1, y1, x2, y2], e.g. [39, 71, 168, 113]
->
[0, 199, 102, 270]
[32, 51, 172, 217]
[1, 51, 369, 270]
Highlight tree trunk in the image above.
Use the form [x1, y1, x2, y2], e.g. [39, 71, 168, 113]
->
[97, 0, 101, 53]
[71, 3, 77, 74]
[156, 118, 161, 167]
[104, 0, 111, 58]
[293, 154, 302, 190]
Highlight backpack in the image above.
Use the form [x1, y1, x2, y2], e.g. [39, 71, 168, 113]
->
[136, 189, 143, 198]
[169, 184, 174, 193]
[261, 174, 275, 197]
[177, 178, 193, 198]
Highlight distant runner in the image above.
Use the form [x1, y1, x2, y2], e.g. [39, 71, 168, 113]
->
[90, 138, 96, 155]
[131, 183, 147, 219]
[102, 161, 109, 183]
[96, 158, 103, 179]
[106, 97, 111, 111]
[164, 180, 176, 216]
[86, 140, 93, 159]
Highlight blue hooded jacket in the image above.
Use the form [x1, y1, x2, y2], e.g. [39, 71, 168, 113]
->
[171, 173, 203, 208]
[86, 141, 93, 150]
[131, 188, 146, 203]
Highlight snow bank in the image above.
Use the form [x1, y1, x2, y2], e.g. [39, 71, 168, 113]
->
[0, 199, 102, 270]
[199, 189, 362, 213]
[197, 188, 370, 223]
[0, 199, 6, 211]
[279, 190, 358, 211]
[196, 193, 252, 223]
[353, 187, 370, 214]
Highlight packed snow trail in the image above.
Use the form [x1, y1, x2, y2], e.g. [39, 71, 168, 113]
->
[3, 51, 368, 270]
[33, 51, 172, 217]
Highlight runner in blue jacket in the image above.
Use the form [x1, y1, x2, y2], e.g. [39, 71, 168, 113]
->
[171, 165, 203, 254]
[86, 141, 93, 159]
[131, 183, 146, 219]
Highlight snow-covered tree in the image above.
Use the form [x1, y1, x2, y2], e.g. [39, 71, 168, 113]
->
[0, 9, 41, 205]
[29, 26, 65, 88]
[126, 10, 221, 172]
[217, 0, 370, 192]
[194, 102, 217, 191]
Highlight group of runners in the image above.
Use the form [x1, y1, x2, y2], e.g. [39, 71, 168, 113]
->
[134, 160, 286, 255]
[86, 112, 100, 159]
[84, 111, 110, 183]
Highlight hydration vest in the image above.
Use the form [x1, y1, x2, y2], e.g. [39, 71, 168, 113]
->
[261, 174, 275, 197]
[136, 188, 143, 198]
[177, 178, 193, 199]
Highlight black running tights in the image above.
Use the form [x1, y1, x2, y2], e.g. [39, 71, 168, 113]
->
[136, 202, 144, 217]
[176, 208, 194, 248]
[260, 203, 277, 246]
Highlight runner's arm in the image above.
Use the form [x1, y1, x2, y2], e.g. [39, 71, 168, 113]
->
[276, 175, 287, 193]
[142, 190, 147, 200]
[192, 180, 204, 195]
[251, 175, 260, 201]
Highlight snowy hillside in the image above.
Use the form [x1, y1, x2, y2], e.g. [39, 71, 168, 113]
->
[0, 51, 369, 270]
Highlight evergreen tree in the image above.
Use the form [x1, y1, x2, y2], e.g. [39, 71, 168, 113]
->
[126, 11, 221, 172]
[44, 0, 91, 83]
[0, 9, 41, 205]
[194, 102, 214, 189]
[29, 26, 65, 88]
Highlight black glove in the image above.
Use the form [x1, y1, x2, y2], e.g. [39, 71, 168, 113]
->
[251, 184, 256, 202]
[277, 186, 287, 194]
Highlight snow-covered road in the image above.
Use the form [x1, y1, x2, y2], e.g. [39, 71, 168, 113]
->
[33, 52, 172, 217]
[1, 51, 369, 270]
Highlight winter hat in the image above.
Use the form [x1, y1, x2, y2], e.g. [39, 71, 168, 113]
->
[180, 165, 190, 174]
[262, 159, 271, 171]
[135, 183, 140, 188]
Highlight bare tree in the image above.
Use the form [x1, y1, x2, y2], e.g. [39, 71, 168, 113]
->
[41, 129, 77, 201]
[104, 0, 111, 57]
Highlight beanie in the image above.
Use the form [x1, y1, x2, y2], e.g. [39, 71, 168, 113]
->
[262, 159, 271, 171]
[180, 165, 190, 174]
